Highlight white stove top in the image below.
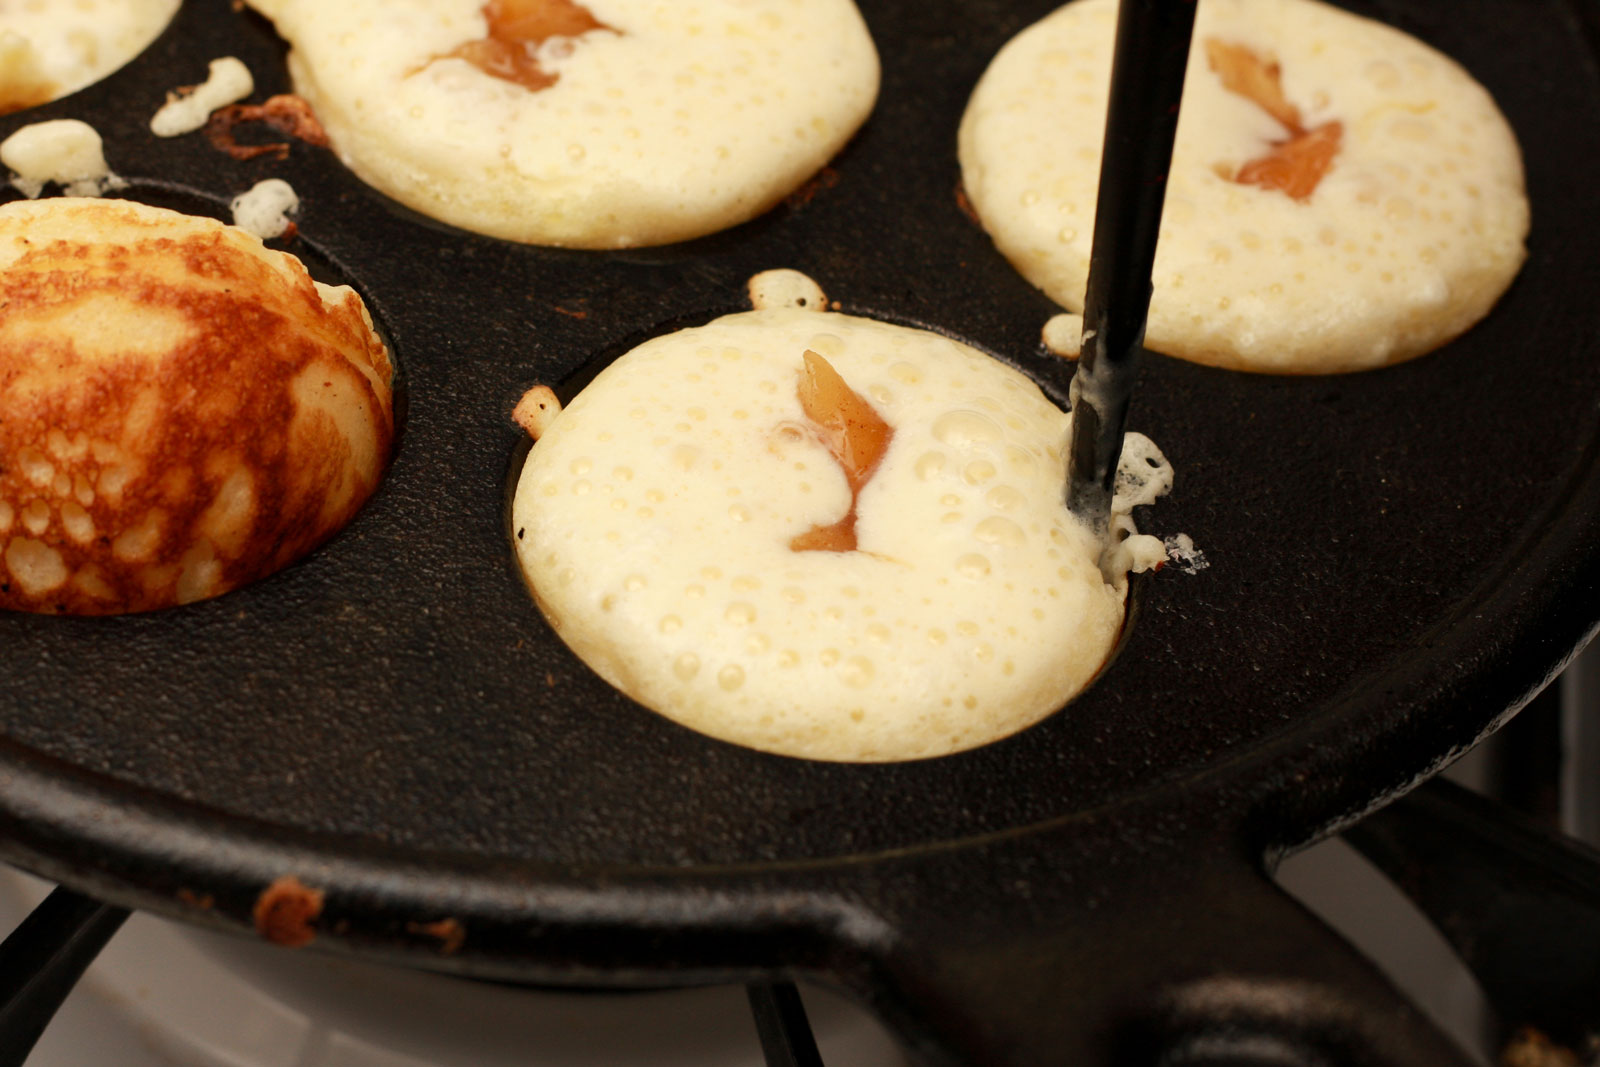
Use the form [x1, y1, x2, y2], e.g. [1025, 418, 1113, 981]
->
[0, 868, 907, 1067]
[3, 849, 1479, 1067]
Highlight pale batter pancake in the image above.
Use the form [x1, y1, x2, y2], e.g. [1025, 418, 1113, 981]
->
[513, 291, 1170, 762]
[0, 198, 394, 614]
[959, 0, 1529, 374]
[0, 0, 178, 114]
[243, 0, 880, 247]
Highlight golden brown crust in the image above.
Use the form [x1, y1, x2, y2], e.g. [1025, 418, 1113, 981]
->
[0, 198, 393, 614]
[0, 81, 57, 117]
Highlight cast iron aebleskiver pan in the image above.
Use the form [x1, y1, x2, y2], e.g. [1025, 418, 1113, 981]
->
[2, 0, 1599, 1062]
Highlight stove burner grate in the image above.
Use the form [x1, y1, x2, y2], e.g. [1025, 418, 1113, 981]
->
[5, 693, 1600, 1067]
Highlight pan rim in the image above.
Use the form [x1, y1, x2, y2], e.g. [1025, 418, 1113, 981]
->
[2, 430, 1596, 959]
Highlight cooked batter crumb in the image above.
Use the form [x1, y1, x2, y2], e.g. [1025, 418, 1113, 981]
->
[253, 875, 324, 947]
[513, 385, 562, 439]
[406, 917, 466, 954]
[151, 57, 255, 137]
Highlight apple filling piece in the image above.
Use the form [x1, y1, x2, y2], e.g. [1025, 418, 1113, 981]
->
[1206, 37, 1343, 201]
[788, 350, 893, 553]
[440, 0, 613, 92]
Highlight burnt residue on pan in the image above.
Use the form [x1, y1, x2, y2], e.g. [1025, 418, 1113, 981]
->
[203, 93, 328, 161]
[407, 917, 467, 955]
[252, 874, 323, 948]
[0, 0, 1593, 1040]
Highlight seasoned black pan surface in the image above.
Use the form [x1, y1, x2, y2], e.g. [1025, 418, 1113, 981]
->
[0, 0, 1597, 988]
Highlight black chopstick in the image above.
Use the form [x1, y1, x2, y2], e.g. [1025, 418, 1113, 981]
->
[1065, 0, 1197, 539]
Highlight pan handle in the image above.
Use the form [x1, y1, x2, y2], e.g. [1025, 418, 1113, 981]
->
[0, 885, 129, 1067]
[831, 833, 1478, 1067]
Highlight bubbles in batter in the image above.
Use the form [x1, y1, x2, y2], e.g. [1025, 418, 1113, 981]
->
[512, 275, 1173, 761]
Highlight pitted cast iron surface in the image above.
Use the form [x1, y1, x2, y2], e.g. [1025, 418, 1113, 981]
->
[0, 0, 1597, 884]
